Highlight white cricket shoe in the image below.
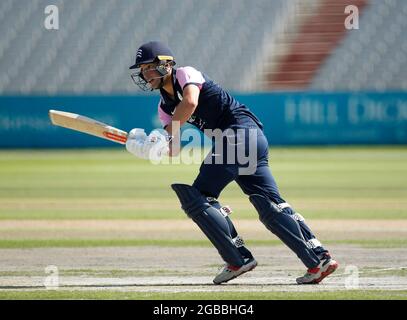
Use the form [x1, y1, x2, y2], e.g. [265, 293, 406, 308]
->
[213, 258, 257, 285]
[296, 253, 338, 284]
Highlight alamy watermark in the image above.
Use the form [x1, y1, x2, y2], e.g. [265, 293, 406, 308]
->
[344, 5, 359, 30]
[43, 265, 59, 290]
[44, 5, 59, 30]
[150, 124, 259, 176]
[344, 265, 360, 290]
[43, 4, 360, 31]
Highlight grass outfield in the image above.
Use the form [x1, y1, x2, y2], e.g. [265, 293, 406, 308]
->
[1, 290, 407, 300]
[0, 238, 407, 249]
[1, 147, 406, 300]
[1, 146, 407, 220]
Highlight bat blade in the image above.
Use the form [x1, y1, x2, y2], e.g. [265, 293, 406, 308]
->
[49, 110, 128, 144]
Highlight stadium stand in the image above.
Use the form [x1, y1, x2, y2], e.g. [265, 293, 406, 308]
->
[311, 0, 407, 91]
[263, 0, 369, 90]
[0, 0, 405, 94]
[0, 0, 287, 94]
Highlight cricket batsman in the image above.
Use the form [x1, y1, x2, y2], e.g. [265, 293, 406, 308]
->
[126, 41, 338, 284]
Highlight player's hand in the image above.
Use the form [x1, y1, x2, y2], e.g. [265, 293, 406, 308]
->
[128, 128, 147, 141]
[126, 128, 148, 159]
[145, 129, 170, 161]
[126, 128, 169, 161]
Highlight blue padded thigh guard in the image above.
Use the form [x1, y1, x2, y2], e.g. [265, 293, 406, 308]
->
[249, 194, 320, 269]
[171, 183, 244, 267]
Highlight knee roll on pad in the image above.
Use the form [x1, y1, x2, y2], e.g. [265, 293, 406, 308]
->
[171, 183, 210, 218]
[249, 194, 320, 268]
[171, 183, 244, 267]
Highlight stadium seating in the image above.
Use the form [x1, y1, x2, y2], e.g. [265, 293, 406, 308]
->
[0, 0, 405, 94]
[0, 0, 286, 94]
[311, 0, 407, 91]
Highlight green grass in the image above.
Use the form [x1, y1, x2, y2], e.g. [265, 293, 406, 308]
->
[0, 208, 406, 220]
[0, 209, 184, 220]
[4, 266, 405, 279]
[0, 290, 406, 300]
[0, 238, 406, 249]
[358, 267, 407, 278]
[1, 147, 406, 301]
[0, 238, 278, 249]
[1, 147, 407, 220]
[0, 269, 197, 277]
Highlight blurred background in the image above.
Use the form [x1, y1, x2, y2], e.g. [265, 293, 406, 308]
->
[0, 0, 406, 147]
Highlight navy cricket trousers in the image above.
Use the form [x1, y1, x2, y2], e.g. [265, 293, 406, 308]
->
[192, 126, 285, 204]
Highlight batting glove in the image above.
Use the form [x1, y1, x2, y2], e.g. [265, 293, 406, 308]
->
[128, 128, 147, 141]
[145, 129, 170, 161]
[126, 128, 169, 161]
[126, 128, 149, 159]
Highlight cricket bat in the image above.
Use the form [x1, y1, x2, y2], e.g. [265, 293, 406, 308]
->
[49, 110, 128, 144]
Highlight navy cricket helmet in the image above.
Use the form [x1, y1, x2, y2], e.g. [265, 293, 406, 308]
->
[130, 41, 176, 91]
[129, 41, 175, 69]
